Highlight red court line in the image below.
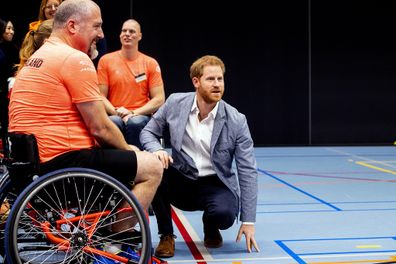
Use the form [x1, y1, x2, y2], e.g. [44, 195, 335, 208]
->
[171, 207, 207, 264]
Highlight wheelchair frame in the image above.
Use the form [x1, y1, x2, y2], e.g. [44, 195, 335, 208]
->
[0, 133, 165, 264]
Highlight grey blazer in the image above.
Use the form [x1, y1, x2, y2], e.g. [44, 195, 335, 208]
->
[140, 92, 258, 222]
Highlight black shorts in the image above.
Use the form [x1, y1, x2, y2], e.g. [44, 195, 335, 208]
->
[39, 148, 137, 188]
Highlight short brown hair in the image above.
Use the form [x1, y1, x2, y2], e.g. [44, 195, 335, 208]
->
[189, 55, 225, 79]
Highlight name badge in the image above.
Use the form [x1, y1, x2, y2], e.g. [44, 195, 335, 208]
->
[135, 73, 147, 83]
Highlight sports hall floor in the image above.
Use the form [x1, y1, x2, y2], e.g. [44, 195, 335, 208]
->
[150, 146, 396, 264]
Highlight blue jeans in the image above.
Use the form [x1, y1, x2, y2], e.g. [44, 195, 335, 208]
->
[109, 115, 150, 149]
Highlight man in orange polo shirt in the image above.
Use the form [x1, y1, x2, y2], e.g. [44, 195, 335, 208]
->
[98, 19, 165, 149]
[8, 0, 162, 232]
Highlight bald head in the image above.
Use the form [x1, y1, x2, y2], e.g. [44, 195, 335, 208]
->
[53, 0, 100, 30]
[50, 0, 103, 53]
[123, 19, 141, 32]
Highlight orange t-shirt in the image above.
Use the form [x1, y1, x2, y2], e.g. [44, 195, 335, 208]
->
[97, 51, 163, 110]
[8, 37, 102, 162]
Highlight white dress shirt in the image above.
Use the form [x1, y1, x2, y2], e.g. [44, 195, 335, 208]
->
[181, 96, 218, 177]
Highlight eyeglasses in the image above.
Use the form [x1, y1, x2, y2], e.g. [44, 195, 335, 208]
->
[45, 3, 59, 9]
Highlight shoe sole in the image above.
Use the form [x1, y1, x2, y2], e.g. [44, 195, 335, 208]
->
[154, 252, 174, 258]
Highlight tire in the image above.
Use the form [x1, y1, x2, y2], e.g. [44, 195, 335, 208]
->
[5, 168, 151, 264]
[0, 171, 19, 260]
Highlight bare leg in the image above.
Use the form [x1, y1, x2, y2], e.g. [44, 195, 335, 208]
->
[132, 151, 163, 211]
[112, 151, 163, 232]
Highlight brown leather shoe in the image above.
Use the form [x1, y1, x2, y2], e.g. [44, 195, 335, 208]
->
[204, 229, 223, 248]
[155, 234, 175, 258]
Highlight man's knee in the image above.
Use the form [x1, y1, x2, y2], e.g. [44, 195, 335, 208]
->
[109, 115, 124, 130]
[135, 151, 163, 185]
[218, 209, 236, 229]
[207, 205, 237, 230]
[126, 115, 150, 129]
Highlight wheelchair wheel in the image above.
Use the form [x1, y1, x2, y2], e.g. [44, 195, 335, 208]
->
[0, 171, 11, 237]
[5, 168, 152, 264]
[0, 170, 19, 259]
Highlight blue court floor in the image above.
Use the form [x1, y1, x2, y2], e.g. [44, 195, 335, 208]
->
[149, 146, 396, 264]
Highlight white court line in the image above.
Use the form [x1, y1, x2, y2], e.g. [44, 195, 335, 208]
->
[167, 252, 396, 263]
[172, 206, 214, 261]
[167, 256, 293, 263]
[326, 147, 396, 170]
[299, 251, 396, 263]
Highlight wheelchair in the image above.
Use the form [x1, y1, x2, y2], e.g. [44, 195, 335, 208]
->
[0, 133, 166, 264]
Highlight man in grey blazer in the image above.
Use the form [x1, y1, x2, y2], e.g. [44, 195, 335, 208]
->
[140, 55, 260, 258]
